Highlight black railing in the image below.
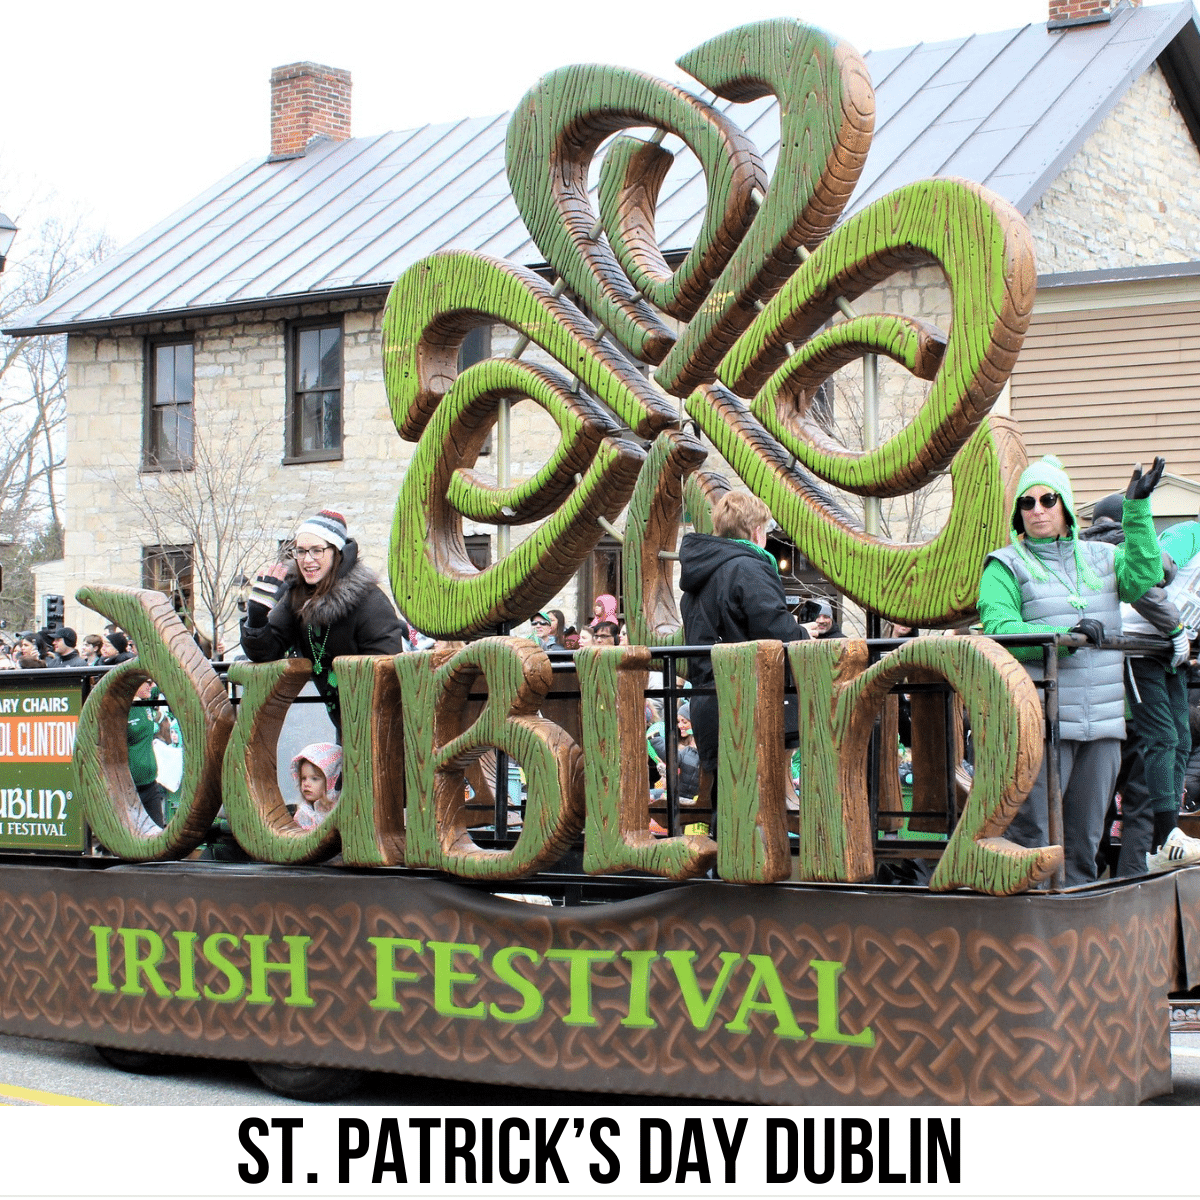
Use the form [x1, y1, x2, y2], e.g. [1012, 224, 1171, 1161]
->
[0, 629, 1181, 893]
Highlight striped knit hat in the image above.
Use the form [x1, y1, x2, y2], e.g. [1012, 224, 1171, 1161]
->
[295, 510, 348, 551]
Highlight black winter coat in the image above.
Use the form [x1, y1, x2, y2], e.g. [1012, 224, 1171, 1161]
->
[678, 532, 808, 770]
[240, 540, 406, 727]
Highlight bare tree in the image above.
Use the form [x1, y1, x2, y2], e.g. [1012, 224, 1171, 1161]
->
[824, 360, 949, 545]
[0, 203, 110, 537]
[0, 193, 111, 627]
[107, 414, 312, 657]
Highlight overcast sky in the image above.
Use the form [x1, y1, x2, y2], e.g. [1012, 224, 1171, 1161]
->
[3, 0, 1050, 248]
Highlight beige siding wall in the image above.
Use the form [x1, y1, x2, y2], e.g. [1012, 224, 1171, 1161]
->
[1009, 289, 1200, 501]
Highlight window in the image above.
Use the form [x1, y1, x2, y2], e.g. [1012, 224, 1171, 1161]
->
[575, 536, 623, 626]
[458, 325, 493, 455]
[464, 533, 492, 571]
[145, 339, 194, 469]
[287, 319, 343, 461]
[812, 378, 835, 434]
[143, 544, 194, 618]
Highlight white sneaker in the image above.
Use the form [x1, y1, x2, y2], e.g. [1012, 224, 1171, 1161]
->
[1146, 826, 1200, 873]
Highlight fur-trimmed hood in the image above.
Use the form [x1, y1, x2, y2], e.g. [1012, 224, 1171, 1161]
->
[284, 539, 381, 627]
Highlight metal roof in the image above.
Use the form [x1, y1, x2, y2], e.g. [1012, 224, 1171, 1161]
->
[9, 1, 1198, 335]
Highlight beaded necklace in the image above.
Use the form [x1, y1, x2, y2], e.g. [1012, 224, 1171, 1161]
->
[1025, 539, 1087, 611]
[306, 624, 338, 688]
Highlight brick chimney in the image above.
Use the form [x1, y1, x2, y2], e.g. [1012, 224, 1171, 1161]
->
[270, 62, 352, 159]
[1048, 0, 1139, 28]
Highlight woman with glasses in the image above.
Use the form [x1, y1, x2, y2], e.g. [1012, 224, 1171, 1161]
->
[240, 510, 406, 735]
[978, 454, 1170, 885]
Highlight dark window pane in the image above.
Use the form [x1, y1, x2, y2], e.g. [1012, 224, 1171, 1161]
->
[300, 391, 323, 452]
[290, 324, 342, 458]
[155, 344, 175, 407]
[149, 408, 167, 460]
[148, 340, 194, 467]
[298, 328, 321, 391]
[173, 344, 194, 405]
[458, 325, 491, 371]
[321, 390, 340, 449]
[319, 326, 340, 388]
[176, 404, 194, 461]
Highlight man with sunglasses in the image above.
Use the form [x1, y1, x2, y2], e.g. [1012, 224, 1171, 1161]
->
[529, 612, 562, 651]
[978, 454, 1168, 886]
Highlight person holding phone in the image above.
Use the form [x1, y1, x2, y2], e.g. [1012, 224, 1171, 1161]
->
[240, 510, 406, 735]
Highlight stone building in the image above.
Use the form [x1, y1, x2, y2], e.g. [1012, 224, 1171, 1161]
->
[9, 0, 1200, 640]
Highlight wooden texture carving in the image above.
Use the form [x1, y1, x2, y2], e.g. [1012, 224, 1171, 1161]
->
[621, 430, 712, 649]
[710, 641, 791, 883]
[782, 636, 1051, 892]
[656, 19, 876, 395]
[382, 253, 665, 637]
[376, 17, 1036, 637]
[74, 586, 233, 861]
[805, 636, 1051, 894]
[506, 64, 764, 364]
[717, 178, 1035, 493]
[786, 639, 875, 883]
[327, 656, 407, 865]
[223, 659, 343, 865]
[395, 638, 585, 879]
[689, 390, 1028, 626]
[575, 645, 715, 878]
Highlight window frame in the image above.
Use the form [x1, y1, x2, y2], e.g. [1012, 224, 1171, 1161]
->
[142, 336, 195, 472]
[284, 315, 344, 464]
[142, 543, 195, 619]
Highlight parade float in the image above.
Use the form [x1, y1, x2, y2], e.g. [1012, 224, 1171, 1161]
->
[0, 17, 1193, 1105]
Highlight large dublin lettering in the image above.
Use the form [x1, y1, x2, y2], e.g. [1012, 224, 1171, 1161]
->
[73, 584, 1052, 894]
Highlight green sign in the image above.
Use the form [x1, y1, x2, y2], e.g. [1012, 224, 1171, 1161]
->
[0, 680, 85, 851]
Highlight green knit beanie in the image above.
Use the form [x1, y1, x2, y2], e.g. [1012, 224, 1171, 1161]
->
[1012, 454, 1077, 535]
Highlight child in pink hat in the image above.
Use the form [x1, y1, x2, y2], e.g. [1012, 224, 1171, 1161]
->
[290, 742, 342, 830]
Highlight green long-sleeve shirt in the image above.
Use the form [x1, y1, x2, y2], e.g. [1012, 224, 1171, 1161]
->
[977, 496, 1163, 660]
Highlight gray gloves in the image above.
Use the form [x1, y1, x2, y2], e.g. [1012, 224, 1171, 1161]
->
[1171, 627, 1192, 670]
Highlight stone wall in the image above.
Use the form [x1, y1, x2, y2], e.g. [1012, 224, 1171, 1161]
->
[1027, 66, 1200, 271]
[62, 301, 587, 642]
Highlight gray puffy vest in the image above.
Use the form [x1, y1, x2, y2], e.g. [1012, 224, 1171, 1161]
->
[987, 538, 1124, 741]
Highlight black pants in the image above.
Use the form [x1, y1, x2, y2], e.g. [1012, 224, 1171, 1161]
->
[136, 779, 165, 828]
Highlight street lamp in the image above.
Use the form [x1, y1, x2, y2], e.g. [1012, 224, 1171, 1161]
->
[0, 214, 17, 273]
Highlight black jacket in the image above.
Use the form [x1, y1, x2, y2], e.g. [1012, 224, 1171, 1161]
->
[1081, 517, 1180, 635]
[679, 532, 808, 769]
[240, 539, 406, 723]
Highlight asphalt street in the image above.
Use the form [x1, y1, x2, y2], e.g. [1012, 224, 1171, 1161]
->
[0, 1030, 1197, 1107]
